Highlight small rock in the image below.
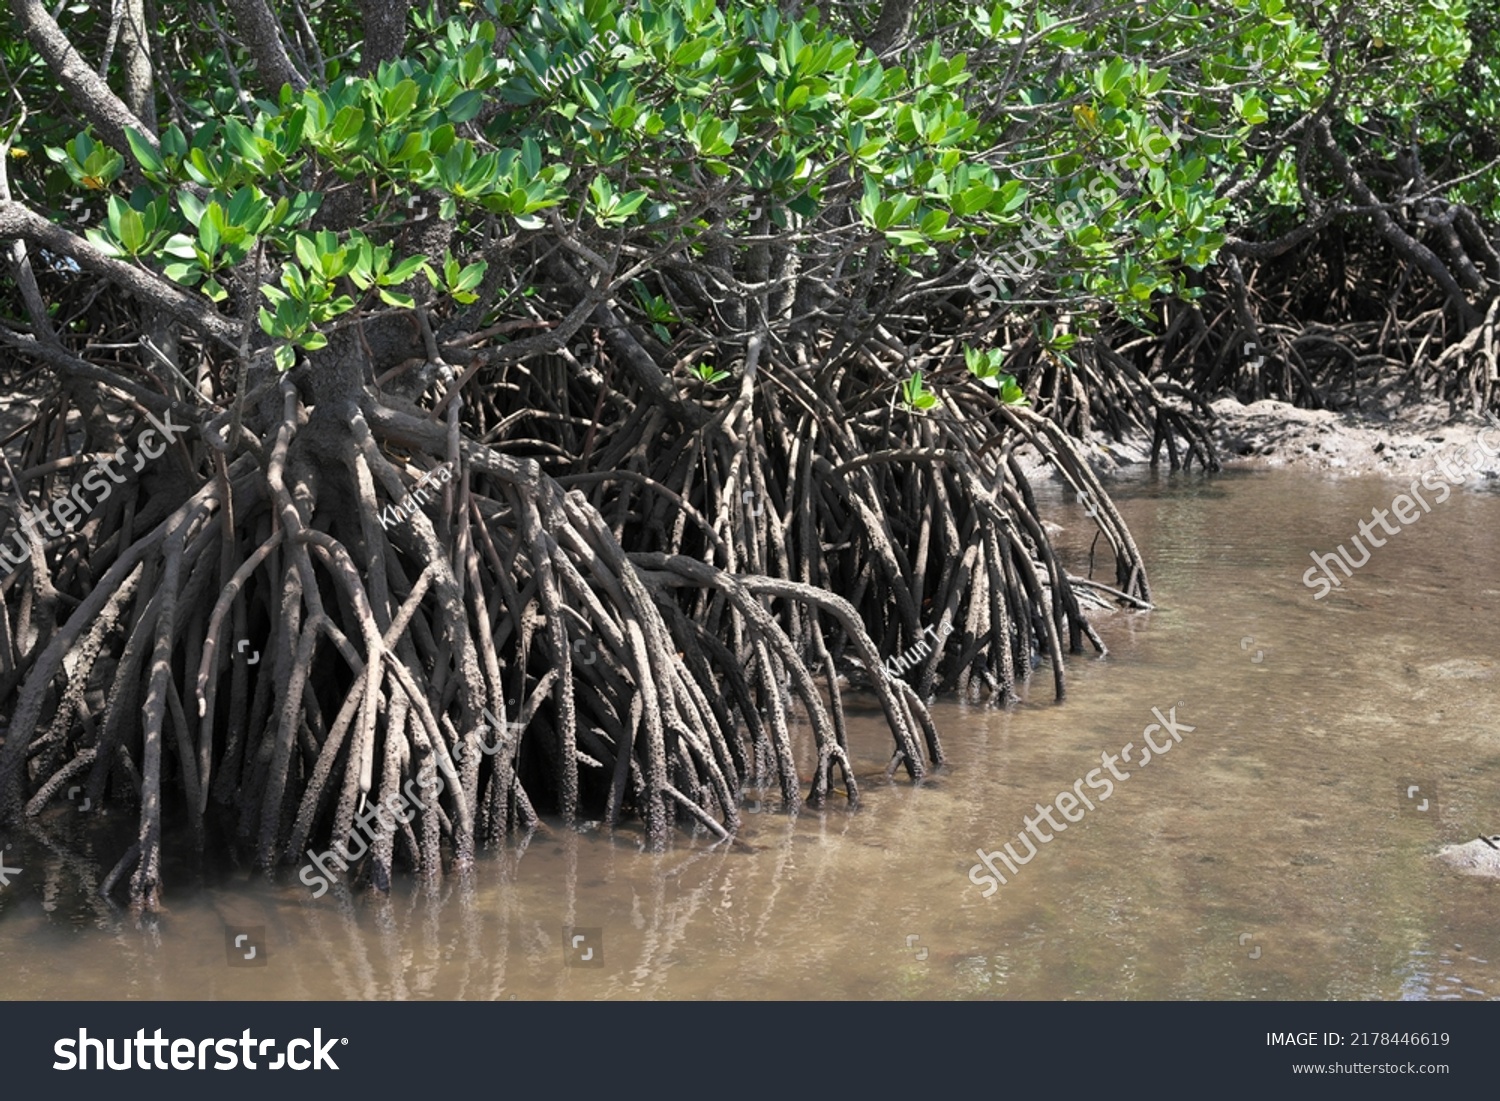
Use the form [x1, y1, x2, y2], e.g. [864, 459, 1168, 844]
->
[1436, 838, 1500, 879]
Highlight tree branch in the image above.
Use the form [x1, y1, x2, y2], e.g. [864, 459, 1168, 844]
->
[863, 0, 920, 56]
[358, 0, 412, 73]
[1313, 117, 1481, 327]
[224, 0, 310, 95]
[12, 0, 157, 154]
[0, 200, 241, 349]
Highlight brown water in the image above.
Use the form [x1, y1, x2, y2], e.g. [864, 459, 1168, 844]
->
[2, 468, 1498, 1000]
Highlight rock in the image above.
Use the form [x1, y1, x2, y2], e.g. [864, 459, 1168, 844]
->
[1435, 838, 1500, 879]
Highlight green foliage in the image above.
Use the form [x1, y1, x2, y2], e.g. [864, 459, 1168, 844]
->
[632, 282, 680, 343]
[46, 132, 123, 192]
[692, 360, 731, 383]
[900, 370, 939, 411]
[347, 232, 431, 309]
[964, 347, 1029, 405]
[11, 0, 1491, 381]
[437, 253, 489, 304]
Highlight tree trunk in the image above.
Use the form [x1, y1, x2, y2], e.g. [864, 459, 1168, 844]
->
[359, 0, 412, 73]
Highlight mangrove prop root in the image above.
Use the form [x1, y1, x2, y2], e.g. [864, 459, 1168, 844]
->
[0, 305, 1150, 910]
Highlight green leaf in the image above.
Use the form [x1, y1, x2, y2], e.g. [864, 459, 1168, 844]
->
[178, 191, 206, 227]
[126, 127, 164, 176]
[117, 205, 146, 254]
[198, 203, 224, 258]
[384, 255, 428, 284]
[451, 259, 487, 295]
[163, 261, 201, 285]
[429, 123, 457, 156]
[331, 105, 366, 146]
[384, 79, 420, 123]
[294, 234, 320, 273]
[446, 90, 483, 123]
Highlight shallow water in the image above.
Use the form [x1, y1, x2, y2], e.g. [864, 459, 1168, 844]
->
[2, 467, 1498, 1000]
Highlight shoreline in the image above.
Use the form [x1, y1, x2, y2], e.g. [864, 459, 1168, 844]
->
[1072, 396, 1500, 484]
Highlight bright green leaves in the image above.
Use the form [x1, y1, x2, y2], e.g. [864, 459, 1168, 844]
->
[963, 347, 1028, 405]
[1091, 58, 1137, 103]
[1233, 93, 1269, 126]
[968, 0, 1028, 43]
[86, 193, 174, 260]
[132, 115, 307, 192]
[588, 175, 648, 226]
[900, 370, 938, 412]
[292, 229, 356, 283]
[858, 173, 964, 252]
[859, 175, 914, 232]
[380, 78, 422, 126]
[125, 128, 165, 177]
[287, 49, 508, 187]
[160, 186, 306, 302]
[259, 233, 359, 370]
[884, 49, 981, 155]
[331, 106, 369, 152]
[46, 132, 123, 191]
[436, 253, 488, 304]
[256, 236, 483, 369]
[692, 360, 731, 384]
[346, 232, 430, 308]
[686, 113, 736, 159]
[919, 45, 969, 91]
[429, 137, 566, 225]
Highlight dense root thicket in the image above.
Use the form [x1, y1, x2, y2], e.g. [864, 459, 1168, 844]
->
[0, 246, 1159, 910]
[1134, 110, 1500, 417]
[1129, 248, 1500, 417]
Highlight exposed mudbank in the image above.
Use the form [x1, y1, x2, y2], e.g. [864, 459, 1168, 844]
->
[1210, 397, 1500, 480]
[1071, 396, 1500, 483]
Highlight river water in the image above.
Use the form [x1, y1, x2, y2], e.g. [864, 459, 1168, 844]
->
[2, 468, 1497, 1000]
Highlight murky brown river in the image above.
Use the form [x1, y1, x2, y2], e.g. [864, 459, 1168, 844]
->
[3, 468, 1498, 1000]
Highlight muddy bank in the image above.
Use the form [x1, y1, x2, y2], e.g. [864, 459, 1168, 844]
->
[1209, 397, 1500, 480]
[1069, 397, 1500, 482]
